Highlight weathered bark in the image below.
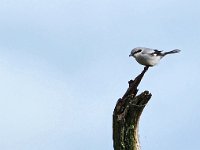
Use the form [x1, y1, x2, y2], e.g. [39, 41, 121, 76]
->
[113, 67, 152, 150]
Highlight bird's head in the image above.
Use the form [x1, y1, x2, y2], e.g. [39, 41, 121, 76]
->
[129, 47, 143, 58]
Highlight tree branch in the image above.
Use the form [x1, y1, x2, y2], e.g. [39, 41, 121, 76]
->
[113, 66, 152, 150]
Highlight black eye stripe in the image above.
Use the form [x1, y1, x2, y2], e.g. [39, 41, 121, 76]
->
[134, 49, 142, 54]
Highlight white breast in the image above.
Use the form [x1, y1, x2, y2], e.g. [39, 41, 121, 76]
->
[135, 53, 161, 66]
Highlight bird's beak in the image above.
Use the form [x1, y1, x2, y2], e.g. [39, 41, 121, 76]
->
[129, 54, 132, 57]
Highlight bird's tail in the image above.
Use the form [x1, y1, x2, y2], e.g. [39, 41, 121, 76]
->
[163, 49, 181, 56]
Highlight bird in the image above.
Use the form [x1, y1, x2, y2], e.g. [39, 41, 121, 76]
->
[129, 47, 181, 67]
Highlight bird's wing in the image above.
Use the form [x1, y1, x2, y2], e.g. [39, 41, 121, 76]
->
[142, 49, 163, 56]
[151, 49, 163, 56]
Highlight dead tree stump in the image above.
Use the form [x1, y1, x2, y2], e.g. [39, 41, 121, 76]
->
[113, 67, 152, 150]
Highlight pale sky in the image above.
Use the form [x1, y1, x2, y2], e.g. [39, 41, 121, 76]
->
[0, 0, 200, 150]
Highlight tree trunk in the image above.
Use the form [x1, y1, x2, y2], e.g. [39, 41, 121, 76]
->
[113, 67, 152, 150]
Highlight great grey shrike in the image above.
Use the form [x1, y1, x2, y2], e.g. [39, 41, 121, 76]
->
[129, 47, 181, 67]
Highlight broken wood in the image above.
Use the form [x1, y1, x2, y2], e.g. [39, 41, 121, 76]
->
[113, 66, 152, 150]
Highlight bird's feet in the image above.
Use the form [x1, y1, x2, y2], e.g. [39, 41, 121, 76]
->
[144, 66, 149, 71]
